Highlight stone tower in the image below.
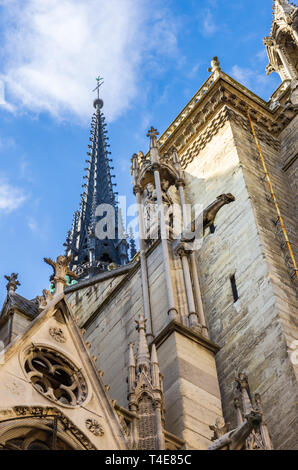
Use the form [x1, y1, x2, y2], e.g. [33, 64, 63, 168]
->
[65, 78, 129, 278]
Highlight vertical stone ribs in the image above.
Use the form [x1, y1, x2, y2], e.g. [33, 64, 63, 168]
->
[65, 99, 128, 277]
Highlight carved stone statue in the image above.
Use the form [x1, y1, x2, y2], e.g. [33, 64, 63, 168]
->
[210, 417, 230, 441]
[208, 56, 221, 78]
[208, 411, 262, 450]
[161, 179, 174, 233]
[143, 182, 158, 239]
[160, 179, 173, 206]
[36, 289, 54, 311]
[44, 254, 78, 294]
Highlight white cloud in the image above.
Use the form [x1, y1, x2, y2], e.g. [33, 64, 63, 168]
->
[0, 136, 15, 151]
[26, 214, 51, 241]
[230, 64, 271, 97]
[27, 217, 38, 233]
[0, 0, 178, 123]
[202, 10, 217, 36]
[0, 177, 26, 213]
[231, 65, 252, 86]
[256, 49, 268, 62]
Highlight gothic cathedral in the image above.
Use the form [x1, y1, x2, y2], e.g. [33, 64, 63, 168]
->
[0, 0, 297, 450]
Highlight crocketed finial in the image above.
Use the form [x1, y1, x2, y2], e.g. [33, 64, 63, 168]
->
[135, 313, 150, 372]
[4, 273, 20, 293]
[147, 126, 159, 149]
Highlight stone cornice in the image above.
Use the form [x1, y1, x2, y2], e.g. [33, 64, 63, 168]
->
[147, 72, 295, 166]
[177, 106, 281, 170]
[152, 320, 220, 355]
[158, 72, 269, 151]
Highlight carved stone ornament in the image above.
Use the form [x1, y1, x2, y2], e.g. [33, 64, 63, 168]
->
[49, 327, 67, 343]
[85, 418, 104, 436]
[44, 254, 78, 293]
[4, 273, 21, 293]
[210, 417, 230, 441]
[23, 346, 88, 407]
[118, 414, 131, 438]
[36, 289, 54, 311]
[13, 406, 96, 450]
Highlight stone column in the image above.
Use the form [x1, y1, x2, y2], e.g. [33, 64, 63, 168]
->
[135, 187, 153, 340]
[176, 169, 208, 337]
[153, 168, 178, 321]
[154, 402, 165, 450]
[177, 246, 200, 331]
[190, 252, 208, 337]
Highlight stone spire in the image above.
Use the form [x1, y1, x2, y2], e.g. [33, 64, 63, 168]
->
[66, 78, 129, 278]
[135, 314, 150, 373]
[264, 0, 298, 81]
[127, 313, 165, 450]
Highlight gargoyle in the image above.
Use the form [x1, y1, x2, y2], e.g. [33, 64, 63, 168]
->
[208, 411, 262, 450]
[202, 193, 235, 233]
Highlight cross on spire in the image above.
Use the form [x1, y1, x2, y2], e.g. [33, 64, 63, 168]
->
[146, 127, 159, 139]
[147, 126, 159, 150]
[92, 76, 104, 100]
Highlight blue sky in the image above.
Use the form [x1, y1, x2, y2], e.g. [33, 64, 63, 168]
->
[0, 0, 281, 304]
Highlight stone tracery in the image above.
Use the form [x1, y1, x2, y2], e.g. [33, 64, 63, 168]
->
[23, 346, 88, 407]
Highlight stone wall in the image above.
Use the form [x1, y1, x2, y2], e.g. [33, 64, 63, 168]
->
[156, 327, 222, 449]
[66, 237, 223, 448]
[180, 113, 297, 450]
[67, 243, 168, 409]
[65, 103, 297, 450]
[279, 113, 297, 235]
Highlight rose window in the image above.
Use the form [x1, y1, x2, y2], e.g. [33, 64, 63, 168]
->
[24, 346, 87, 406]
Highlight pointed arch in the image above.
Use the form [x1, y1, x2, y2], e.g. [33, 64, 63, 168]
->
[0, 407, 96, 450]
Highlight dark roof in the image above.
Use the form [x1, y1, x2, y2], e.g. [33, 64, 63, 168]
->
[0, 292, 39, 320]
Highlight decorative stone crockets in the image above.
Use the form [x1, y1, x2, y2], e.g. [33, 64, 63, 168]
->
[4, 273, 21, 293]
[208, 372, 273, 450]
[127, 314, 165, 450]
[44, 254, 78, 296]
